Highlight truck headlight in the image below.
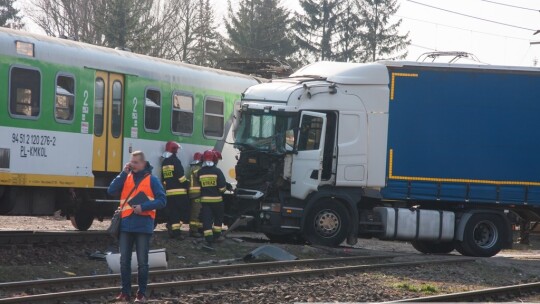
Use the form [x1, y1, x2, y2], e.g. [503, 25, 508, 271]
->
[261, 203, 281, 212]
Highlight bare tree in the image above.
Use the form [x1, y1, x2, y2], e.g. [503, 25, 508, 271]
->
[169, 0, 199, 62]
[26, 0, 225, 65]
[26, 0, 192, 58]
[26, 0, 102, 43]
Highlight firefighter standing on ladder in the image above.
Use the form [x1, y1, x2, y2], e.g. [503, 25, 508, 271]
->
[161, 141, 190, 239]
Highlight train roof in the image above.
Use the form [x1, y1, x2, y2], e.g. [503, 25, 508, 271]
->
[0, 28, 259, 92]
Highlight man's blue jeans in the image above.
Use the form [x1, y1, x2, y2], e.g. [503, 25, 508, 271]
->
[119, 231, 152, 296]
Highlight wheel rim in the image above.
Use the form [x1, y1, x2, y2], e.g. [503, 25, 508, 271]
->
[473, 220, 498, 249]
[314, 209, 341, 238]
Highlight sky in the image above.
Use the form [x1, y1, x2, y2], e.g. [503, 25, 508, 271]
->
[17, 0, 540, 67]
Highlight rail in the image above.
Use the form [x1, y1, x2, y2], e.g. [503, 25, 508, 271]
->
[0, 255, 475, 303]
[391, 281, 540, 302]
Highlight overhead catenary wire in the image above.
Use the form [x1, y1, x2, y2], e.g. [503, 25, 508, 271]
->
[410, 43, 438, 51]
[480, 0, 540, 13]
[397, 15, 534, 42]
[406, 0, 539, 32]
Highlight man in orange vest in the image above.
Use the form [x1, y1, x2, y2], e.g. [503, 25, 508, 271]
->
[108, 151, 166, 303]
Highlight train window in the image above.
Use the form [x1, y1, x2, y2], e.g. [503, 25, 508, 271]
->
[94, 78, 105, 137]
[55, 74, 75, 123]
[111, 81, 123, 138]
[203, 97, 224, 138]
[9, 66, 41, 118]
[172, 92, 193, 135]
[145, 88, 161, 132]
[16, 41, 34, 57]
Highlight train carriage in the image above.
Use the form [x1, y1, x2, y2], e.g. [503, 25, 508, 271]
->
[0, 28, 259, 230]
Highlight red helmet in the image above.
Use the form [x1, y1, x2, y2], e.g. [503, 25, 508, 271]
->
[212, 150, 222, 162]
[193, 152, 203, 162]
[165, 141, 180, 153]
[202, 150, 215, 162]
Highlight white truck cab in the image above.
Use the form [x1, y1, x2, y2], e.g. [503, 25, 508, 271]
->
[236, 62, 390, 199]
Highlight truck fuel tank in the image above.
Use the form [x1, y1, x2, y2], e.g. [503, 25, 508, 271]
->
[374, 207, 455, 242]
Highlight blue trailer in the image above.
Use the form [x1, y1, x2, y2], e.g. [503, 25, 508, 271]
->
[232, 61, 540, 257]
[383, 64, 540, 206]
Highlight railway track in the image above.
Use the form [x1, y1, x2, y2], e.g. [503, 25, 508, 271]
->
[0, 230, 168, 245]
[392, 281, 540, 302]
[0, 230, 111, 245]
[0, 255, 475, 303]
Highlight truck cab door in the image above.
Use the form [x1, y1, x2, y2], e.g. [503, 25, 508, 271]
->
[291, 111, 327, 199]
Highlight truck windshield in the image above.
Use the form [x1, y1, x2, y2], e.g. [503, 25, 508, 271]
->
[235, 110, 296, 153]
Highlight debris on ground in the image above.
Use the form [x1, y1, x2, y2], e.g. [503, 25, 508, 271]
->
[106, 248, 168, 273]
[243, 244, 298, 262]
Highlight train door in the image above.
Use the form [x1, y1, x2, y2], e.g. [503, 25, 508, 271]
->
[92, 71, 124, 173]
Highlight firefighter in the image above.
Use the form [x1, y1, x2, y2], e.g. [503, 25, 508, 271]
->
[211, 149, 231, 233]
[161, 141, 191, 240]
[198, 150, 227, 246]
[188, 152, 203, 237]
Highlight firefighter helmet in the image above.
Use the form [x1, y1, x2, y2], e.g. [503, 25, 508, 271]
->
[165, 141, 180, 153]
[212, 150, 222, 162]
[202, 150, 215, 162]
[193, 152, 203, 162]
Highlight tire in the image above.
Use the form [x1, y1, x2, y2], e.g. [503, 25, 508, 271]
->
[264, 233, 304, 244]
[70, 209, 94, 231]
[411, 240, 455, 254]
[459, 213, 507, 257]
[453, 240, 473, 256]
[303, 199, 350, 247]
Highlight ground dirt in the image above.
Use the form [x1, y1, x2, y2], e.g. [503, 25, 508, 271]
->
[1, 214, 539, 303]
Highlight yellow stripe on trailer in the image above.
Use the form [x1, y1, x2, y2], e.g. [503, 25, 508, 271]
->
[388, 149, 540, 186]
[390, 72, 419, 100]
[0, 172, 94, 188]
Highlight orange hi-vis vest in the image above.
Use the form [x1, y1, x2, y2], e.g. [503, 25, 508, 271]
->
[120, 173, 156, 219]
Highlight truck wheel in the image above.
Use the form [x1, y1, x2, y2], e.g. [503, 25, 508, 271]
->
[411, 240, 454, 254]
[459, 213, 507, 257]
[264, 233, 304, 244]
[453, 241, 473, 256]
[304, 200, 350, 247]
[70, 209, 94, 231]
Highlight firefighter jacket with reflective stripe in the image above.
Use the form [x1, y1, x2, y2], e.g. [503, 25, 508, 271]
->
[120, 173, 156, 219]
[189, 164, 202, 199]
[197, 165, 226, 203]
[161, 154, 188, 196]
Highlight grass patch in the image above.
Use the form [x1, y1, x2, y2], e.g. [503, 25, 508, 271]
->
[395, 282, 438, 293]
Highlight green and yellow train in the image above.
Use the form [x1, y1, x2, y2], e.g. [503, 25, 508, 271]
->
[0, 28, 259, 230]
